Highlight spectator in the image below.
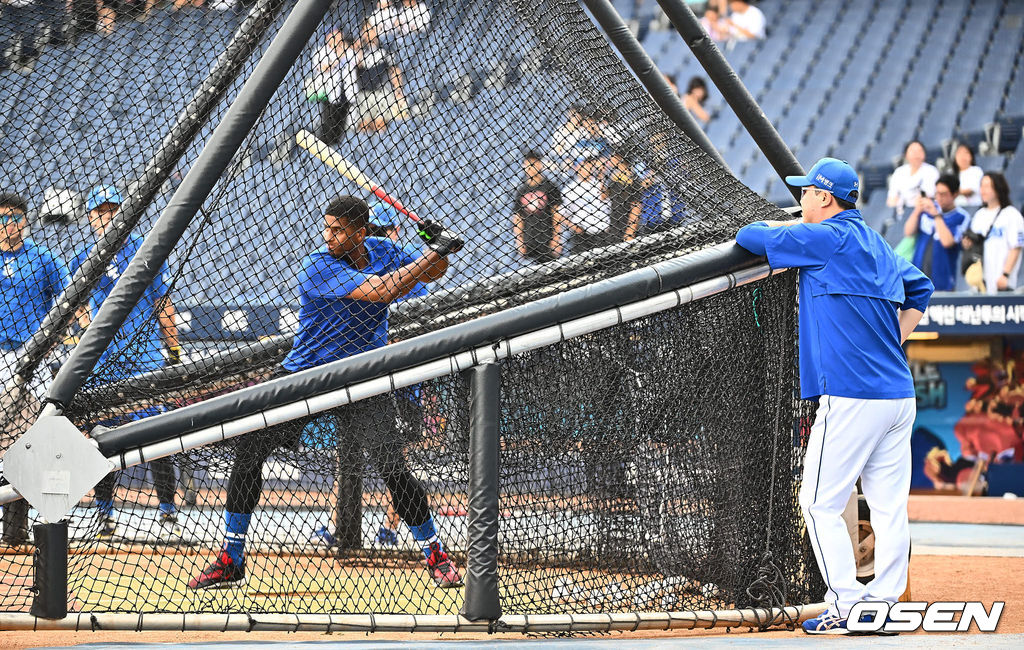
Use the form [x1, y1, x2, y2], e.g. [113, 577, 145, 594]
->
[606, 151, 641, 242]
[952, 142, 983, 208]
[682, 76, 711, 125]
[562, 156, 612, 253]
[887, 140, 940, 214]
[0, 0, 38, 72]
[964, 172, 1023, 293]
[351, 20, 409, 132]
[174, 0, 205, 10]
[393, 0, 430, 36]
[513, 150, 564, 263]
[309, 28, 358, 144]
[637, 164, 686, 235]
[367, 0, 398, 32]
[550, 105, 612, 170]
[902, 174, 969, 291]
[723, 0, 765, 41]
[700, 5, 728, 43]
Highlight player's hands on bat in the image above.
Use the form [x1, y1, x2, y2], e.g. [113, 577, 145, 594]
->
[417, 219, 464, 256]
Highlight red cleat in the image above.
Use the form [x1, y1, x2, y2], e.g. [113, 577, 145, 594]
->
[425, 542, 462, 588]
[187, 550, 245, 590]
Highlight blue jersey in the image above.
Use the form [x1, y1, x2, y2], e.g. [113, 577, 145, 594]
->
[910, 207, 968, 292]
[283, 238, 417, 372]
[72, 234, 170, 379]
[1, 240, 70, 349]
[736, 210, 933, 400]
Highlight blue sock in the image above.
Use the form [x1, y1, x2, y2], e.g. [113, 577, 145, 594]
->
[96, 499, 114, 518]
[224, 511, 250, 565]
[408, 516, 442, 560]
[158, 502, 176, 517]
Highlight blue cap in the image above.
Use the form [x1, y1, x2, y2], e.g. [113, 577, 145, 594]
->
[785, 158, 860, 203]
[86, 185, 123, 211]
[369, 201, 399, 228]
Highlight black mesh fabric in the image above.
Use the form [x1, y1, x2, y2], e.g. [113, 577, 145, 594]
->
[5, 271, 818, 618]
[0, 0, 816, 620]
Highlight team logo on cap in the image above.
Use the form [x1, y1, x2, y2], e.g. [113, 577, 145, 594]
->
[815, 173, 834, 189]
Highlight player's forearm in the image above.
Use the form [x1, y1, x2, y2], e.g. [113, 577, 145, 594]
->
[898, 308, 925, 344]
[370, 253, 447, 301]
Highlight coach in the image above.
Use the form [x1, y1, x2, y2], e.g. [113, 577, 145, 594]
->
[735, 158, 934, 635]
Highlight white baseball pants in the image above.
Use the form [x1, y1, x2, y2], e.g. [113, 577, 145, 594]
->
[799, 394, 916, 618]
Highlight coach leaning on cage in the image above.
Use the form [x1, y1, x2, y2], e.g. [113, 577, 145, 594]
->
[735, 159, 934, 636]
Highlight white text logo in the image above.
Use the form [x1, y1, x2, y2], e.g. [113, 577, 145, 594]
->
[847, 601, 1004, 633]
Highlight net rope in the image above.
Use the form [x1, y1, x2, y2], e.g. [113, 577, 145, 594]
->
[0, 0, 818, 621]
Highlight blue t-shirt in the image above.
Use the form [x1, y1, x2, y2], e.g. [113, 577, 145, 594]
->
[72, 234, 170, 379]
[1, 240, 70, 349]
[282, 238, 418, 372]
[736, 210, 934, 400]
[910, 207, 968, 292]
[639, 181, 686, 228]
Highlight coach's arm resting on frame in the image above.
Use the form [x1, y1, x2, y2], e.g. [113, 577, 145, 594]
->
[735, 220, 934, 343]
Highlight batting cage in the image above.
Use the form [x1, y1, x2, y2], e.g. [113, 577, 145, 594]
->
[1, 0, 823, 632]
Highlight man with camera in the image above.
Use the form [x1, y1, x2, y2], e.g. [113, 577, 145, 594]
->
[902, 174, 969, 291]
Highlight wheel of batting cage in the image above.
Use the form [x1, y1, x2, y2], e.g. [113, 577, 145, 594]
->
[855, 495, 874, 584]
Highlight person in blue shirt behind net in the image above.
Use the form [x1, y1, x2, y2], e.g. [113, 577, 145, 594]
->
[736, 159, 933, 636]
[901, 173, 969, 292]
[1, 192, 70, 546]
[189, 195, 463, 590]
[73, 185, 183, 542]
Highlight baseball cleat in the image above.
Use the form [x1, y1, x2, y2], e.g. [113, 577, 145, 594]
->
[187, 550, 245, 590]
[802, 611, 850, 635]
[425, 542, 462, 588]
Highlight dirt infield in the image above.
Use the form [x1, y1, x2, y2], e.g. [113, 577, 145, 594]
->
[1, 554, 1020, 648]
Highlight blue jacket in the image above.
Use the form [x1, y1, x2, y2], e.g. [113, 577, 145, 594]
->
[736, 210, 934, 400]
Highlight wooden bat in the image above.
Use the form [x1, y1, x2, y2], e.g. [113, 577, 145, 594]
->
[295, 130, 422, 223]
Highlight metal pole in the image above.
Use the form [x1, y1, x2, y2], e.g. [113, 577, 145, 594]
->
[654, 0, 804, 200]
[579, 0, 731, 172]
[13, 0, 287, 385]
[46, 0, 335, 407]
[460, 361, 502, 621]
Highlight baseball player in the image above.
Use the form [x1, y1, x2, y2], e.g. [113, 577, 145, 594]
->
[188, 195, 463, 590]
[736, 159, 934, 635]
[1, 192, 70, 546]
[73, 185, 183, 540]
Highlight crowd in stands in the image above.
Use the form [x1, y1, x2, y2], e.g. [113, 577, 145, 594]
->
[1, 0, 242, 71]
[889, 140, 1022, 294]
[699, 0, 766, 44]
[512, 103, 692, 263]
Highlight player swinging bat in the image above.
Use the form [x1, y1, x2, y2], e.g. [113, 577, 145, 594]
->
[189, 138, 464, 589]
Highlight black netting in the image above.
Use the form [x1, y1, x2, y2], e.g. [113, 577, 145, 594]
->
[4, 271, 819, 617]
[0, 0, 811, 619]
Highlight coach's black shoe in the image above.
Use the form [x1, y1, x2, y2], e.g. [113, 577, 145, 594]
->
[425, 542, 462, 588]
[188, 550, 245, 589]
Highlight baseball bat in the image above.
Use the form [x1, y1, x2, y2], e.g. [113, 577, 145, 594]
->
[295, 130, 422, 223]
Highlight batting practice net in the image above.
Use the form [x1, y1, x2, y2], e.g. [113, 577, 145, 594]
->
[0, 0, 821, 627]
